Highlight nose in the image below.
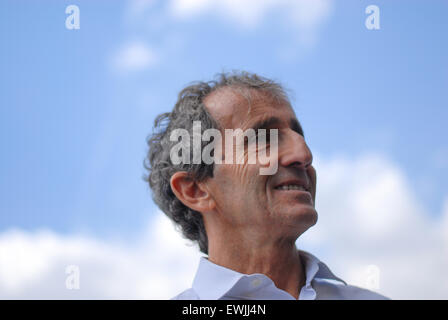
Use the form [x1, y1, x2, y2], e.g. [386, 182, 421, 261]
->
[278, 130, 313, 169]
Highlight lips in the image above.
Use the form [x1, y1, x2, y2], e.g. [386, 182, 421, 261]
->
[273, 179, 310, 193]
[272, 178, 313, 205]
[275, 184, 308, 191]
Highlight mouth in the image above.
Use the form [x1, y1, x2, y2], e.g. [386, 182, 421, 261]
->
[273, 179, 313, 204]
[274, 184, 308, 191]
[274, 180, 310, 193]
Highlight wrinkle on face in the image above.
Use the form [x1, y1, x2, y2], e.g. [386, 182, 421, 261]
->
[204, 87, 291, 131]
[202, 86, 315, 238]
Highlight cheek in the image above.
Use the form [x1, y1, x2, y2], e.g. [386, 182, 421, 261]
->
[211, 164, 272, 225]
[211, 165, 245, 200]
[214, 164, 268, 203]
[234, 163, 266, 193]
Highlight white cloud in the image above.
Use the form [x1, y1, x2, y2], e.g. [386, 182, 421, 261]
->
[0, 214, 202, 299]
[117, 0, 333, 71]
[169, 0, 332, 32]
[127, 0, 157, 18]
[300, 153, 448, 299]
[0, 153, 446, 299]
[167, 0, 334, 58]
[115, 0, 333, 70]
[110, 41, 158, 73]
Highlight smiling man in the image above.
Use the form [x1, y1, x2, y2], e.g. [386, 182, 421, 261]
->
[145, 71, 388, 300]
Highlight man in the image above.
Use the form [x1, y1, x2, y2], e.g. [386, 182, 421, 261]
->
[145, 71, 388, 300]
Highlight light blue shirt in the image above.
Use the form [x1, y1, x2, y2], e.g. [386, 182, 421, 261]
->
[173, 250, 389, 300]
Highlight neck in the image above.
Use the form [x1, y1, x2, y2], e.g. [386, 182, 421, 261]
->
[207, 229, 305, 299]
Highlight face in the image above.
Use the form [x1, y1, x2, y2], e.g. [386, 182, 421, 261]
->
[203, 88, 317, 241]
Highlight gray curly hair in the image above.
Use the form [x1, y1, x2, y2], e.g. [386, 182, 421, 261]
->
[144, 71, 290, 254]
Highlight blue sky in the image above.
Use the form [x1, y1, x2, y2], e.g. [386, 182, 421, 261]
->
[0, 0, 448, 299]
[0, 0, 447, 241]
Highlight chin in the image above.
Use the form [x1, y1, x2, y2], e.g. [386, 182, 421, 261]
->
[284, 207, 318, 233]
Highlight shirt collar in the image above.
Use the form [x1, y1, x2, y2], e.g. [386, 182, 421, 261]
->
[298, 250, 347, 287]
[192, 249, 346, 300]
[192, 256, 246, 300]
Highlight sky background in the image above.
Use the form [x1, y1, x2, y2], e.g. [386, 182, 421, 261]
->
[0, 0, 447, 299]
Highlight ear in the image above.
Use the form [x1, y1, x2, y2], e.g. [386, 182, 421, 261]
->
[170, 171, 214, 213]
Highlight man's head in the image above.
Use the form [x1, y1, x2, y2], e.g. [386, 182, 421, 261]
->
[145, 71, 317, 254]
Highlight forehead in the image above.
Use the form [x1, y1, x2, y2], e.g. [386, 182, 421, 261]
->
[203, 87, 295, 130]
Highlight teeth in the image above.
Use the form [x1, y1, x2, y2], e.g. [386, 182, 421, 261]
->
[277, 184, 306, 191]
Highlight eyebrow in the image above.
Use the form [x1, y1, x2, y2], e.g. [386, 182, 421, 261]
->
[251, 117, 283, 132]
[290, 118, 305, 137]
[250, 116, 305, 137]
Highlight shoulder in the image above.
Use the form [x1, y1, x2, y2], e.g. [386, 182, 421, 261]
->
[171, 288, 200, 300]
[313, 279, 390, 300]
